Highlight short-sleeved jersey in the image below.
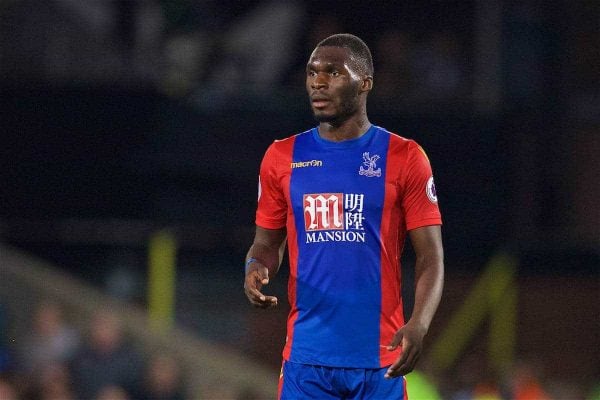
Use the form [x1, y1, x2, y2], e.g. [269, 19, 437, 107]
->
[256, 125, 441, 368]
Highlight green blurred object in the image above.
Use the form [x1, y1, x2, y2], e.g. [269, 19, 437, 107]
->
[588, 383, 600, 400]
[430, 252, 517, 377]
[405, 370, 441, 400]
[148, 230, 177, 332]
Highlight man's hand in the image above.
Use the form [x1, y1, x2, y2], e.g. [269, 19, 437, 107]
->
[384, 225, 444, 379]
[384, 321, 428, 379]
[244, 262, 278, 308]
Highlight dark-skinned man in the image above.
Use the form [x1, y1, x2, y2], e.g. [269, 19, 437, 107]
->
[244, 33, 444, 400]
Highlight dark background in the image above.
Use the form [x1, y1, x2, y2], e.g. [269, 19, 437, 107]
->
[2, 1, 597, 272]
[0, 0, 598, 397]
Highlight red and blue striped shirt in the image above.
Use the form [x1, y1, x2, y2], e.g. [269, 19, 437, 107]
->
[256, 125, 442, 368]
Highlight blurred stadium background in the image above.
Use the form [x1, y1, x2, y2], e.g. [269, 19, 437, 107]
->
[0, 0, 598, 399]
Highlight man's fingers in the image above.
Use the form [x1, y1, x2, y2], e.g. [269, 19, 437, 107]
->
[385, 341, 412, 378]
[385, 344, 409, 378]
[384, 358, 401, 379]
[257, 266, 270, 284]
[387, 330, 403, 350]
[251, 295, 279, 308]
[395, 348, 421, 376]
[244, 265, 276, 307]
[260, 296, 279, 307]
[399, 344, 411, 364]
[250, 268, 268, 286]
[385, 346, 421, 378]
[247, 286, 266, 301]
[245, 284, 278, 307]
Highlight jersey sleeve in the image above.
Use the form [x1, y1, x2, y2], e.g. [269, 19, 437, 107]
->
[402, 141, 442, 230]
[255, 142, 287, 229]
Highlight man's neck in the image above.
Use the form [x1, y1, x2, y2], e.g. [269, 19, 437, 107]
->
[318, 115, 371, 142]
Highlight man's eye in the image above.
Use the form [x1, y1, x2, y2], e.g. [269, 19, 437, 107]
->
[308, 71, 316, 77]
[331, 71, 340, 77]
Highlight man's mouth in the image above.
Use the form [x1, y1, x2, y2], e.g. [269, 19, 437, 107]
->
[311, 97, 331, 108]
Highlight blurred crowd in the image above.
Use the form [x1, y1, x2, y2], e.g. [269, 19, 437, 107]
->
[407, 354, 598, 400]
[161, 1, 471, 105]
[5, 0, 594, 113]
[0, 301, 186, 400]
[2, 1, 473, 105]
[1, 300, 597, 400]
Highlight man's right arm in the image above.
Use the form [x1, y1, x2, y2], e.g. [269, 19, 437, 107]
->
[244, 226, 287, 308]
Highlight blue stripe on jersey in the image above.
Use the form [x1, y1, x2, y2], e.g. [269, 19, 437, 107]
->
[288, 125, 392, 367]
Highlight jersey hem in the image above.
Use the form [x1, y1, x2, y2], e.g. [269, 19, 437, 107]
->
[282, 353, 400, 370]
[406, 218, 442, 231]
[256, 219, 286, 230]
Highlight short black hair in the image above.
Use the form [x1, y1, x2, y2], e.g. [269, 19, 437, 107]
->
[316, 33, 374, 76]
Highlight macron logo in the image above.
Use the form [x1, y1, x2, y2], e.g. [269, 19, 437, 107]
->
[291, 160, 323, 168]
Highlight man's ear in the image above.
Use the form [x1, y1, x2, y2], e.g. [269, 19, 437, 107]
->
[361, 76, 373, 93]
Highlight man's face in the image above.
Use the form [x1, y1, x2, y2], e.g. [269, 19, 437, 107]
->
[306, 46, 365, 124]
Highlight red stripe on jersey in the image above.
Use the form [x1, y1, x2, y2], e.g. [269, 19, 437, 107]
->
[267, 136, 299, 361]
[282, 209, 299, 360]
[277, 362, 284, 399]
[379, 134, 406, 367]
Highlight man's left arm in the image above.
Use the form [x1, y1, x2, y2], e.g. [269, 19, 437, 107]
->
[385, 224, 444, 379]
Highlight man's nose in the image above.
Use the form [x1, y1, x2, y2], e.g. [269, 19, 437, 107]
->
[311, 74, 328, 89]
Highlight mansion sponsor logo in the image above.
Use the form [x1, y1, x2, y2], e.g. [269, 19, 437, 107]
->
[306, 230, 366, 243]
[303, 193, 366, 243]
[291, 159, 323, 168]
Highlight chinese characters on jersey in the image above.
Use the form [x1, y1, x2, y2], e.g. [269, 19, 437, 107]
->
[303, 193, 366, 243]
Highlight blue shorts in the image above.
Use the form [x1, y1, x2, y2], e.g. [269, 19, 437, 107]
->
[278, 360, 407, 399]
